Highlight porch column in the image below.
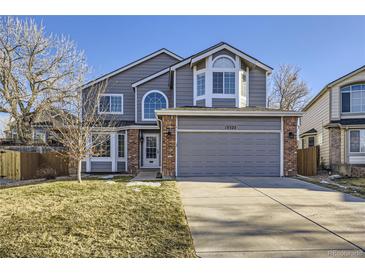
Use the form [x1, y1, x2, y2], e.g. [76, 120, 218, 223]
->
[161, 115, 176, 178]
[127, 129, 139, 174]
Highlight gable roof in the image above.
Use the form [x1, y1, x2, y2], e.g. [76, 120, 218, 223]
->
[170, 42, 273, 72]
[303, 65, 365, 111]
[83, 48, 182, 89]
[132, 42, 273, 88]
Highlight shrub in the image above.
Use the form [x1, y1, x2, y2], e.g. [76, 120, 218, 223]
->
[36, 167, 57, 180]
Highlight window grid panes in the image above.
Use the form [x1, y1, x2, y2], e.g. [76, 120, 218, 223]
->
[92, 134, 111, 157]
[350, 130, 365, 153]
[197, 73, 205, 96]
[340, 84, 365, 113]
[224, 72, 235, 94]
[213, 72, 235, 94]
[99, 95, 122, 113]
[213, 57, 235, 68]
[146, 136, 157, 159]
[143, 92, 167, 120]
[118, 134, 125, 158]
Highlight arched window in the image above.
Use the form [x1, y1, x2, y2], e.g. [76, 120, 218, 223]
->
[212, 56, 236, 94]
[213, 57, 235, 69]
[142, 90, 168, 121]
[341, 84, 365, 113]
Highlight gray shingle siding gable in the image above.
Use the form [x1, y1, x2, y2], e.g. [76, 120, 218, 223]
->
[249, 67, 267, 107]
[84, 53, 178, 121]
[137, 72, 172, 124]
[175, 64, 194, 107]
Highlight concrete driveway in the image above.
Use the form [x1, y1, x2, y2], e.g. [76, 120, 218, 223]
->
[178, 177, 365, 258]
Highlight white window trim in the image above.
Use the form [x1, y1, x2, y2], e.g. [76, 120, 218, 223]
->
[117, 133, 127, 161]
[90, 132, 112, 161]
[142, 90, 169, 121]
[196, 72, 206, 97]
[193, 55, 244, 107]
[349, 129, 365, 154]
[341, 84, 365, 114]
[98, 94, 124, 114]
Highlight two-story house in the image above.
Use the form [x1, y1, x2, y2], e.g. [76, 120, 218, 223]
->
[82, 42, 301, 177]
[300, 65, 365, 176]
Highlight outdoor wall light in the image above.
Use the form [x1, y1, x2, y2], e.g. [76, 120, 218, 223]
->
[288, 132, 295, 139]
[167, 127, 173, 136]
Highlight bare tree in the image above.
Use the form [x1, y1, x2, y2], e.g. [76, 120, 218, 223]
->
[47, 81, 116, 183]
[0, 16, 87, 144]
[268, 64, 310, 111]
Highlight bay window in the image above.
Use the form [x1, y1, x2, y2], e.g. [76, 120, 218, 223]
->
[341, 84, 365, 113]
[92, 134, 111, 157]
[213, 72, 235, 94]
[350, 130, 365, 153]
[197, 73, 205, 96]
[118, 134, 125, 158]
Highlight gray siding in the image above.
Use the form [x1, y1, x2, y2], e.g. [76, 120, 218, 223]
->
[83, 53, 177, 121]
[91, 161, 112, 172]
[196, 99, 206, 107]
[178, 116, 281, 130]
[117, 161, 126, 172]
[177, 132, 280, 177]
[137, 72, 172, 124]
[175, 64, 194, 107]
[249, 67, 267, 107]
[212, 49, 236, 60]
[212, 98, 236, 108]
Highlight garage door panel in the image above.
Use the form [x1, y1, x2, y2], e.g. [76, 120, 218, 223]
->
[177, 132, 280, 177]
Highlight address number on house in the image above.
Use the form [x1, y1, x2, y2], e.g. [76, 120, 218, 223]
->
[224, 125, 238, 130]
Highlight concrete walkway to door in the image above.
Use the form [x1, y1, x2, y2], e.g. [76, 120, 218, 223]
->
[178, 177, 365, 258]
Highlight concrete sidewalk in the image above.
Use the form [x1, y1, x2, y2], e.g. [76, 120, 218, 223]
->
[178, 177, 365, 258]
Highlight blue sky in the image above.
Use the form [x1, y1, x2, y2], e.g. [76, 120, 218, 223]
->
[1, 16, 365, 130]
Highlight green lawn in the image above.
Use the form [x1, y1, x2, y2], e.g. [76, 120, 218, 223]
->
[0, 177, 195, 258]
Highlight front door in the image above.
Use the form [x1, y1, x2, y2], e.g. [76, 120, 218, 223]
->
[143, 133, 160, 168]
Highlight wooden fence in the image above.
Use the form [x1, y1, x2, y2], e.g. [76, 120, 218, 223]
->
[0, 150, 69, 180]
[297, 146, 320, 176]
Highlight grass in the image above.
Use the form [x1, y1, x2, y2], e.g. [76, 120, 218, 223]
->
[298, 175, 365, 199]
[0, 177, 195, 258]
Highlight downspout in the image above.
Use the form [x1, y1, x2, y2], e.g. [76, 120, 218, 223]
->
[156, 115, 163, 175]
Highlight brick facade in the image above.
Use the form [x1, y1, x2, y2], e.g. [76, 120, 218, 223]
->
[283, 116, 298, 176]
[161, 115, 176, 178]
[329, 127, 341, 166]
[127, 129, 139, 174]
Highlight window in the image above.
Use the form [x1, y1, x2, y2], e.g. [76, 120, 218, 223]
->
[197, 73, 205, 96]
[302, 139, 305, 149]
[341, 84, 365, 113]
[308, 136, 315, 147]
[213, 72, 235, 94]
[213, 57, 235, 69]
[142, 91, 168, 121]
[350, 130, 365, 153]
[92, 134, 111, 157]
[33, 129, 46, 142]
[99, 95, 123, 114]
[118, 134, 125, 158]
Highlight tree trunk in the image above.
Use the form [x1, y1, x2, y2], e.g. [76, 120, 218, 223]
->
[16, 118, 33, 145]
[77, 160, 82, 183]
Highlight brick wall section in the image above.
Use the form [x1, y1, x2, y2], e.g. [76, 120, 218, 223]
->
[329, 127, 341, 166]
[161, 115, 176, 177]
[284, 116, 298, 176]
[127, 129, 139, 174]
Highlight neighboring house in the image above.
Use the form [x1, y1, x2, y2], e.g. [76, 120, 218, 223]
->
[300, 65, 365, 176]
[2, 108, 74, 145]
[82, 42, 302, 177]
